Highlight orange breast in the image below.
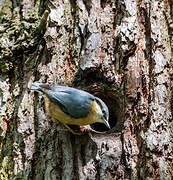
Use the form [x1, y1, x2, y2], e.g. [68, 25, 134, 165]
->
[44, 96, 98, 125]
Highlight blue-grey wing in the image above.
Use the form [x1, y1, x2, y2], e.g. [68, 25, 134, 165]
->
[46, 86, 95, 119]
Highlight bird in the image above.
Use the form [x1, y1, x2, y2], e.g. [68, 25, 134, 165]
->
[30, 81, 110, 134]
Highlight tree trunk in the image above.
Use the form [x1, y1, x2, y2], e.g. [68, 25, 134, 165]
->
[0, 0, 172, 179]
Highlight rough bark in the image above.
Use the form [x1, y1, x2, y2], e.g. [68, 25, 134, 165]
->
[0, 0, 172, 180]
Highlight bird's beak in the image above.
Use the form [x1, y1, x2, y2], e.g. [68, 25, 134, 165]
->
[104, 120, 110, 129]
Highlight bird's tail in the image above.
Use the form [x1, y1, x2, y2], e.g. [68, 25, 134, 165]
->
[30, 81, 42, 92]
[30, 81, 51, 94]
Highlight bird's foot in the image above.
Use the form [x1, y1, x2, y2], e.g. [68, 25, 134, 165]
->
[79, 125, 92, 132]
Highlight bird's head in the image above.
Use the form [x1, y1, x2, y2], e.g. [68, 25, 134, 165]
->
[94, 97, 110, 129]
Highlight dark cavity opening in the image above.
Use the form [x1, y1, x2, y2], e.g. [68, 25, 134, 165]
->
[73, 69, 124, 133]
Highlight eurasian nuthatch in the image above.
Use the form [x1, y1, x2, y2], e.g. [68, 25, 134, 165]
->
[30, 82, 110, 134]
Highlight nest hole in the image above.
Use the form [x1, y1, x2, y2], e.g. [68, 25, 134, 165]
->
[73, 69, 123, 133]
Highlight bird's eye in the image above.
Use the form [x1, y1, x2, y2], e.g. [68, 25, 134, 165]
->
[102, 111, 107, 119]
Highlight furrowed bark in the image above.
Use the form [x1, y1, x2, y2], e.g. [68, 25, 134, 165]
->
[0, 0, 172, 179]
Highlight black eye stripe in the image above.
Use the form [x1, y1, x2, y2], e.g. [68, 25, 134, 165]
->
[102, 109, 107, 118]
[95, 97, 109, 119]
